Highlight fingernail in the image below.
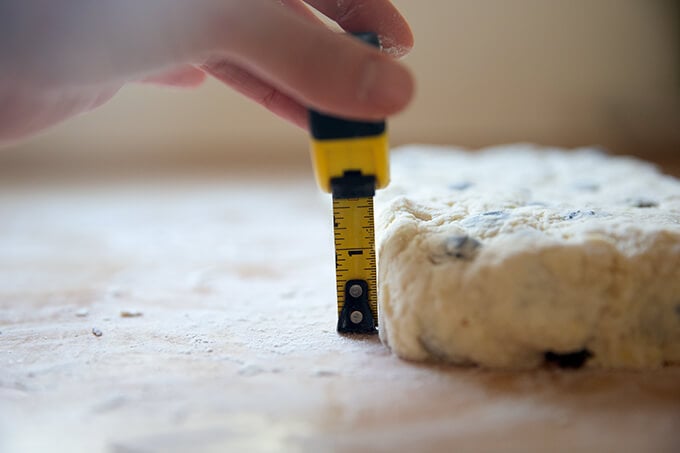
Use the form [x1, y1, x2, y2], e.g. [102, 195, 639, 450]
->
[358, 58, 413, 112]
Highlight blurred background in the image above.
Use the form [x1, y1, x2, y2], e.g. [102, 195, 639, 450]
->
[2, 0, 679, 174]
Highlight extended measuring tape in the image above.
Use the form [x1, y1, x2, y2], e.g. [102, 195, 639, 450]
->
[308, 32, 389, 334]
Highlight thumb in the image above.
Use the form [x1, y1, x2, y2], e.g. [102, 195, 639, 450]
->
[203, 1, 414, 119]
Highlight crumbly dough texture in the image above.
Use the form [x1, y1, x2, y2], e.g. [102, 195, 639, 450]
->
[375, 145, 680, 369]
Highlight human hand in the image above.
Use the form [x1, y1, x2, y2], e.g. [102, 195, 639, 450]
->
[0, 0, 414, 144]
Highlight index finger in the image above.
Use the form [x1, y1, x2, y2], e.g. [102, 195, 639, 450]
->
[303, 0, 414, 57]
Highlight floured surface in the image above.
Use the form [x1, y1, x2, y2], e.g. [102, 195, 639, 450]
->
[0, 171, 679, 452]
[376, 145, 680, 369]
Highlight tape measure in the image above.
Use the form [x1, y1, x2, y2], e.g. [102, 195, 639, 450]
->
[308, 32, 389, 334]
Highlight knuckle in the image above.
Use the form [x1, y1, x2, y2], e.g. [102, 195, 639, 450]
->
[259, 87, 281, 110]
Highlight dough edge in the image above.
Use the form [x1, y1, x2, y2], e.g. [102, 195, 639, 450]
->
[375, 145, 680, 369]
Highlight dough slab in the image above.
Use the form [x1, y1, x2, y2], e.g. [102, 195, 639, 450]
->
[376, 145, 680, 369]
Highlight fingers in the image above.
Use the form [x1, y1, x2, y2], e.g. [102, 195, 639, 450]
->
[303, 0, 414, 56]
[140, 64, 207, 87]
[200, 0, 318, 129]
[202, 61, 307, 129]
[277, 0, 321, 24]
[0, 85, 121, 144]
[209, 0, 414, 121]
[4, 0, 413, 124]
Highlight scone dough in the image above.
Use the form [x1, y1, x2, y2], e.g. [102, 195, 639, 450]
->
[376, 145, 680, 369]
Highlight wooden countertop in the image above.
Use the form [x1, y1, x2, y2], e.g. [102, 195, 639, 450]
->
[1, 171, 679, 452]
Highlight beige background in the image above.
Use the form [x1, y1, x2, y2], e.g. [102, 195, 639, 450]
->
[2, 0, 679, 168]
